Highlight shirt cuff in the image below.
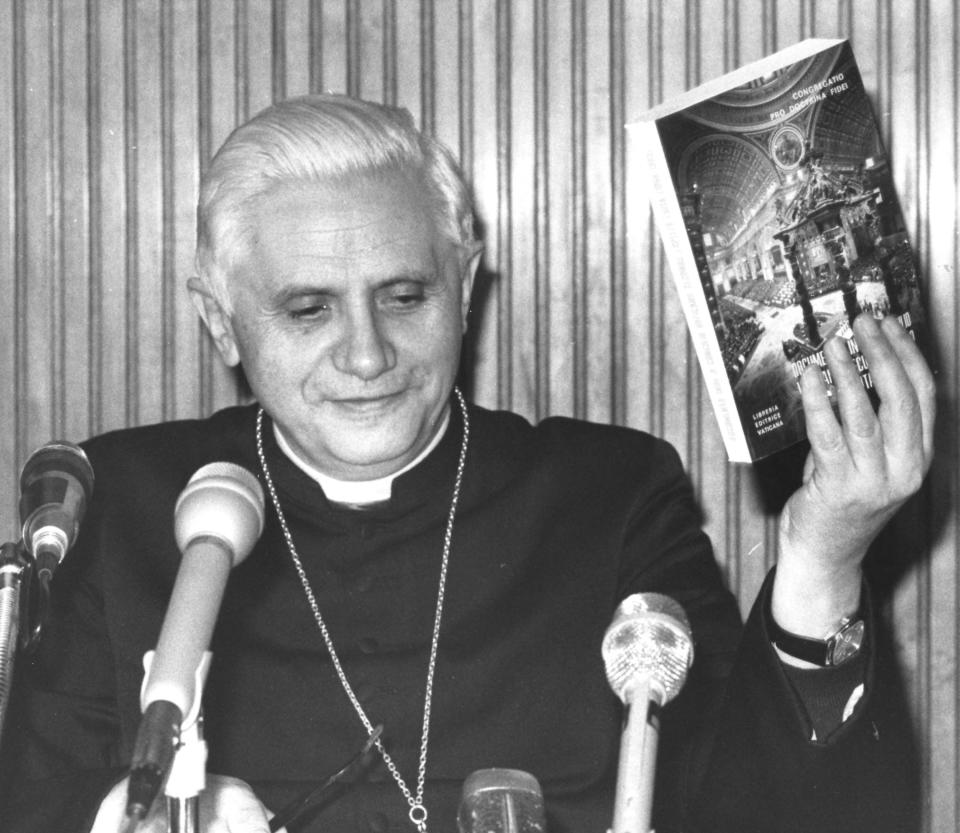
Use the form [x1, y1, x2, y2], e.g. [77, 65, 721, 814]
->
[780, 653, 867, 740]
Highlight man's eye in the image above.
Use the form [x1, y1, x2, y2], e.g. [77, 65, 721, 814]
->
[384, 285, 426, 309]
[287, 300, 331, 320]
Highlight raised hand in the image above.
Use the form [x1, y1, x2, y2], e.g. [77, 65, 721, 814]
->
[772, 313, 935, 637]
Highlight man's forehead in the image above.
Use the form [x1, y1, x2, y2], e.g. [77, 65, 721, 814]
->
[255, 171, 430, 223]
[257, 216, 428, 259]
[246, 177, 442, 268]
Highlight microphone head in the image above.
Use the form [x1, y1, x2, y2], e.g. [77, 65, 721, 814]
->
[173, 462, 265, 565]
[457, 769, 546, 833]
[602, 592, 694, 706]
[19, 441, 95, 560]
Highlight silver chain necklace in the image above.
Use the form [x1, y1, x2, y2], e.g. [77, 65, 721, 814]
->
[255, 388, 470, 833]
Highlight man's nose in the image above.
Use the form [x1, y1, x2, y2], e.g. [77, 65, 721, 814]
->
[333, 304, 396, 380]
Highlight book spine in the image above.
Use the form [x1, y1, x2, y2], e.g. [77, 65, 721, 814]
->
[630, 121, 752, 462]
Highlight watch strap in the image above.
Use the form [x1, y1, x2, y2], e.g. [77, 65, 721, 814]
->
[766, 593, 865, 667]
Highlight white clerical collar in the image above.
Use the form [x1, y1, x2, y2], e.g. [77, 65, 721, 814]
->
[273, 410, 451, 506]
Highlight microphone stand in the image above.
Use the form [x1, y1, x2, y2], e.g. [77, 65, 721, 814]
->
[0, 541, 30, 748]
[133, 650, 212, 833]
[609, 675, 658, 833]
[165, 708, 207, 833]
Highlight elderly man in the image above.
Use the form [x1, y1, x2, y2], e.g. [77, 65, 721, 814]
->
[0, 95, 934, 833]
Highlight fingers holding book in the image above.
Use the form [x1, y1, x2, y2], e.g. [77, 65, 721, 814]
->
[791, 312, 935, 565]
[806, 313, 934, 505]
[772, 313, 935, 638]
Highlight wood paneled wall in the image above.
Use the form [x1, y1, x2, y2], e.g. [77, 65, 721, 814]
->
[1, 0, 956, 827]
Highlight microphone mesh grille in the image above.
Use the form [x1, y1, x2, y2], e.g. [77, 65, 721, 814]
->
[602, 593, 694, 705]
[174, 462, 265, 562]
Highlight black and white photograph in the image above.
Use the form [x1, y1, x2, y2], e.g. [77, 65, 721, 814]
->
[0, 3, 953, 833]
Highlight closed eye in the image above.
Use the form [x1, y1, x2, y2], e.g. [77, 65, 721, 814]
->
[379, 279, 431, 311]
[286, 296, 333, 320]
[389, 289, 425, 306]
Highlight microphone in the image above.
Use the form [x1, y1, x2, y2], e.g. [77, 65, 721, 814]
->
[19, 441, 95, 581]
[457, 768, 546, 833]
[126, 462, 265, 822]
[602, 593, 694, 833]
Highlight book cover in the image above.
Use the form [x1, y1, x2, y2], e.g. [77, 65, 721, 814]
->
[630, 39, 926, 462]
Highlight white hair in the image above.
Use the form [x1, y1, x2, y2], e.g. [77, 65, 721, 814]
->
[195, 94, 477, 312]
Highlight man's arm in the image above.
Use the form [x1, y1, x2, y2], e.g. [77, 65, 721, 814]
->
[772, 314, 935, 644]
[671, 314, 932, 833]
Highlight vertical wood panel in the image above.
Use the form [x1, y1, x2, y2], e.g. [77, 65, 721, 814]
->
[122, 1, 142, 426]
[532, 0, 552, 421]
[656, 3, 695, 459]
[60, 0, 92, 442]
[506, 0, 536, 419]
[493, 0, 513, 408]
[462, 0, 498, 405]
[19, 3, 55, 453]
[569, 0, 588, 419]
[244, 1, 274, 115]
[281, 0, 312, 97]
[915, 4, 957, 829]
[395, 0, 426, 123]
[318, 0, 347, 94]
[545, 0, 575, 420]
[92, 0, 127, 433]
[1, 2, 958, 828]
[200, 0, 243, 413]
[169, 0, 201, 422]
[884, 3, 933, 824]
[354, 0, 387, 102]
[583, 0, 613, 426]
[0, 3, 16, 541]
[49, 1, 66, 433]
[622, 0, 658, 435]
[131, 2, 165, 426]
[608, 0, 627, 426]
[160, 0, 177, 420]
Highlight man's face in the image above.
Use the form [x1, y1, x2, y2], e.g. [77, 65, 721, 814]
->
[195, 171, 478, 481]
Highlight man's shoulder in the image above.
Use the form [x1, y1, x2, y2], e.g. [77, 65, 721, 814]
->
[80, 404, 260, 488]
[468, 403, 684, 479]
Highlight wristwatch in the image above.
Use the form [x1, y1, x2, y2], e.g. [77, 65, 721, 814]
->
[768, 605, 866, 667]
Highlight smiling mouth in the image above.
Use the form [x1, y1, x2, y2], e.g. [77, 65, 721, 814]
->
[334, 391, 406, 413]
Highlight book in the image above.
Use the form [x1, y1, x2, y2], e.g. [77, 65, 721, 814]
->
[630, 39, 927, 462]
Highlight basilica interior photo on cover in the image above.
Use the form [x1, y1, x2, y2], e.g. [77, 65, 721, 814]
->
[656, 41, 925, 458]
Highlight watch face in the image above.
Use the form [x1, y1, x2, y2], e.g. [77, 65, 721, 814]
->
[829, 620, 866, 665]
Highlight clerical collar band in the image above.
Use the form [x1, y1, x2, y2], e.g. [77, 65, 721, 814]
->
[272, 408, 452, 506]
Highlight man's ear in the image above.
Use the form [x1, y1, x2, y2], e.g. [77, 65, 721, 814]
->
[460, 243, 483, 333]
[187, 277, 241, 367]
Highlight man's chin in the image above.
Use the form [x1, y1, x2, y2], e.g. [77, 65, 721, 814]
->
[322, 431, 421, 478]
[306, 396, 445, 475]
[326, 454, 416, 481]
